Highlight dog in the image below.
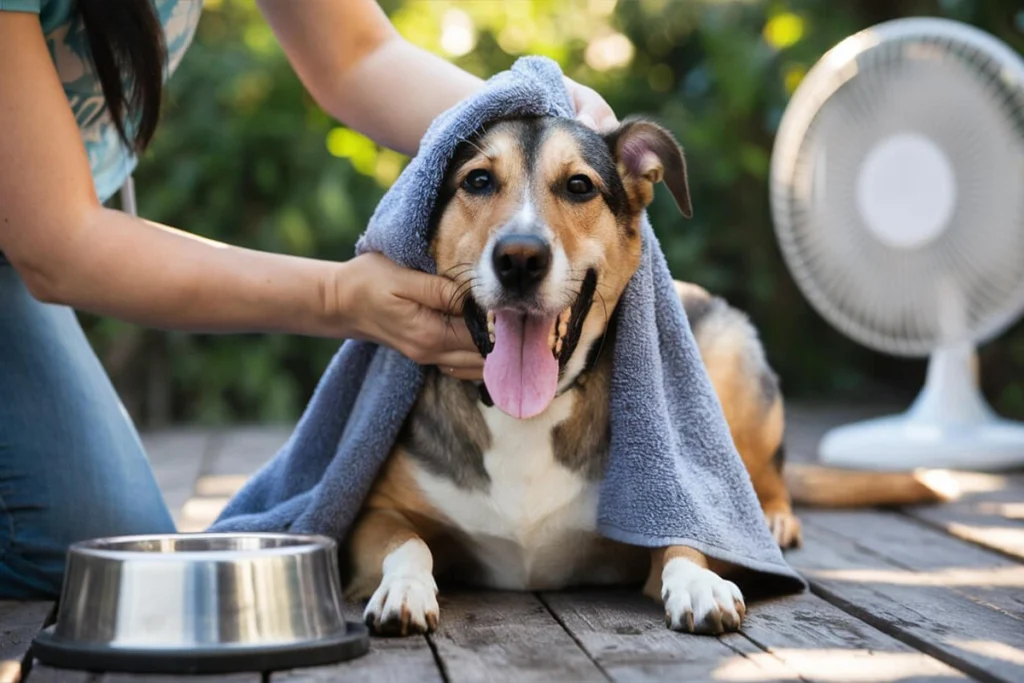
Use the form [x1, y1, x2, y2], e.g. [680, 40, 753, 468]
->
[344, 114, 951, 637]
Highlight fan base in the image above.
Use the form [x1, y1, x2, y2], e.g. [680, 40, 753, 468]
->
[819, 344, 1024, 471]
[820, 414, 1024, 471]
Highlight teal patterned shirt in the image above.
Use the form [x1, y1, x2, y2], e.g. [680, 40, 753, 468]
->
[0, 0, 202, 202]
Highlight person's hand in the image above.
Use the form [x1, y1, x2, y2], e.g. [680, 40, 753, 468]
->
[336, 252, 484, 380]
[564, 76, 618, 133]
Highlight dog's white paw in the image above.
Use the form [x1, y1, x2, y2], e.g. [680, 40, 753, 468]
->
[661, 558, 745, 634]
[363, 540, 439, 636]
[363, 572, 439, 636]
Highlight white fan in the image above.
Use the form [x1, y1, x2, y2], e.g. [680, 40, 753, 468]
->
[769, 17, 1024, 471]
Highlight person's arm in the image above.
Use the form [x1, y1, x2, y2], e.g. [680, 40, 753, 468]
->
[0, 12, 480, 375]
[256, 0, 617, 156]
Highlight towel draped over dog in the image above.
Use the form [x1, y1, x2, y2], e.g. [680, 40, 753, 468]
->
[210, 56, 806, 596]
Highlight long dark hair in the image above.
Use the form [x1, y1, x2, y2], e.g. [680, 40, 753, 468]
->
[79, 0, 167, 153]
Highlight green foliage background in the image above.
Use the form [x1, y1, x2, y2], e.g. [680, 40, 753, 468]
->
[84, 0, 1024, 426]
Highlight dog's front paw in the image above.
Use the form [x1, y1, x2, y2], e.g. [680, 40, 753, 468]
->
[766, 509, 803, 549]
[661, 558, 745, 634]
[363, 572, 439, 636]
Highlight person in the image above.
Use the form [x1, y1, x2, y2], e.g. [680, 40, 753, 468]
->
[0, 0, 617, 600]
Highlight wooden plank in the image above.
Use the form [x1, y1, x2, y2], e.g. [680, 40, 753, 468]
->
[176, 427, 290, 532]
[270, 639, 439, 683]
[22, 665, 92, 683]
[785, 403, 1024, 562]
[543, 588, 966, 683]
[539, 588, 790, 682]
[804, 509, 1024, 620]
[100, 674, 258, 683]
[270, 602, 442, 683]
[0, 602, 53, 683]
[738, 592, 967, 682]
[203, 427, 289, 478]
[903, 471, 1024, 562]
[706, 634, 799, 683]
[908, 505, 1024, 563]
[788, 517, 1024, 683]
[140, 429, 213, 527]
[30, 647, 258, 683]
[782, 403, 906, 463]
[28, 668, 256, 683]
[428, 590, 606, 682]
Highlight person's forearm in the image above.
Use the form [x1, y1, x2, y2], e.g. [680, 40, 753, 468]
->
[23, 206, 343, 337]
[326, 36, 482, 156]
[257, 0, 482, 156]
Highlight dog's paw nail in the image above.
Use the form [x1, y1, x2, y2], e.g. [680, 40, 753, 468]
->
[664, 607, 695, 632]
[720, 601, 742, 631]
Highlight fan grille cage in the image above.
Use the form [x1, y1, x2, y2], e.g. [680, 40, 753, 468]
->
[770, 18, 1024, 357]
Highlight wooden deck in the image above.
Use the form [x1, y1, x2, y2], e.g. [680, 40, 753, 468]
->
[4, 404, 1024, 682]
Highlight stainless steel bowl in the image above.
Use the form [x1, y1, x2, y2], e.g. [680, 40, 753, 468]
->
[32, 533, 368, 674]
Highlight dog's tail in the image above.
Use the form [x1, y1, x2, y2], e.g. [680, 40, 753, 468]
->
[778, 446, 960, 508]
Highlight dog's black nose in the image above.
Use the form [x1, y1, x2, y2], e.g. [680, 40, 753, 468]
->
[492, 235, 552, 294]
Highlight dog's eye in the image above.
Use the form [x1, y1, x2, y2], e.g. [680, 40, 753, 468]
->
[462, 169, 493, 194]
[566, 175, 594, 196]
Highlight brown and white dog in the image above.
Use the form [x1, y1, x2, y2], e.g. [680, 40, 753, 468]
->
[344, 115, 949, 637]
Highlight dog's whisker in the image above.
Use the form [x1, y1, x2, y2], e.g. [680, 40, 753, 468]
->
[564, 276, 613, 295]
[449, 281, 475, 303]
[444, 266, 476, 278]
[442, 264, 477, 280]
[447, 280, 477, 314]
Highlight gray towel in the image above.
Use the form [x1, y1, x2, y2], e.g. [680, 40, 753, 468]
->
[210, 56, 805, 595]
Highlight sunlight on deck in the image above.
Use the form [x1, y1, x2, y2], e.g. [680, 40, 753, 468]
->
[713, 648, 961, 681]
[975, 502, 1024, 519]
[178, 495, 232, 532]
[808, 565, 1024, 587]
[194, 474, 250, 497]
[945, 522, 1024, 558]
[949, 640, 1024, 666]
[941, 471, 1015, 495]
[175, 474, 252, 532]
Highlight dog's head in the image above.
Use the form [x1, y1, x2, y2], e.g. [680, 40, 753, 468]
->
[429, 115, 692, 419]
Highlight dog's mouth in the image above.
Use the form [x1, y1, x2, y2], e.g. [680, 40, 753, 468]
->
[463, 269, 597, 419]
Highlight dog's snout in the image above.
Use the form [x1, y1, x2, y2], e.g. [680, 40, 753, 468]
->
[492, 235, 552, 294]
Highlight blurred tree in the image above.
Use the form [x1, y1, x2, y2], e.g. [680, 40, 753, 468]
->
[83, 0, 1024, 425]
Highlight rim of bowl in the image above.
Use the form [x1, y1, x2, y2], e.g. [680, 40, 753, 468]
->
[68, 532, 336, 561]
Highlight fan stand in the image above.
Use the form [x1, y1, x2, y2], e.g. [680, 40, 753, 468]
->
[819, 342, 1024, 471]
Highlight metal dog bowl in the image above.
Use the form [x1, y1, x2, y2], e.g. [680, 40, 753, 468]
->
[32, 533, 369, 674]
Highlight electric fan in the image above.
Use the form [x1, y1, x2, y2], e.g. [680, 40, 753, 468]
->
[769, 17, 1024, 471]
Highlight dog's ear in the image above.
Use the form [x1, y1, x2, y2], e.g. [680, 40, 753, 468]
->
[605, 117, 692, 219]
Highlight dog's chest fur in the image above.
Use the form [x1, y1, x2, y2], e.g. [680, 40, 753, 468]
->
[399, 361, 645, 590]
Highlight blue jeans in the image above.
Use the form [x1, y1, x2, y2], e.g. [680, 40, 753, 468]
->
[0, 256, 175, 599]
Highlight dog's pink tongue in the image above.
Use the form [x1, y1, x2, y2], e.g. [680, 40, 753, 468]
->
[484, 311, 558, 419]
